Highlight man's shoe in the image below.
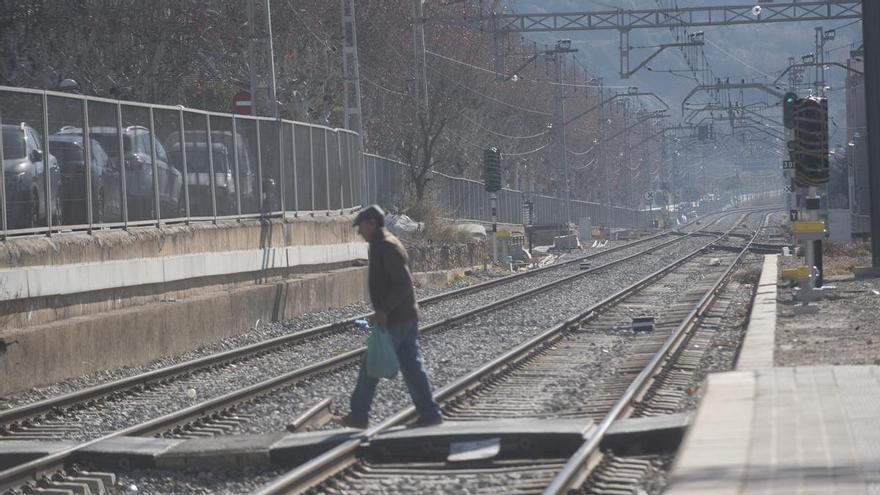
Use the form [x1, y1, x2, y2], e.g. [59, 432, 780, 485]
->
[338, 415, 368, 429]
[413, 416, 444, 428]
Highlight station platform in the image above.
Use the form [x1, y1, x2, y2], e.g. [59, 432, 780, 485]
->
[667, 254, 880, 494]
[666, 366, 880, 494]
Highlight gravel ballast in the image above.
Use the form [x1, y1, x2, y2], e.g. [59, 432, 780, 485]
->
[228, 236, 717, 434]
[44, 236, 710, 440]
[0, 240, 654, 412]
[2, 212, 744, 442]
[115, 466, 289, 495]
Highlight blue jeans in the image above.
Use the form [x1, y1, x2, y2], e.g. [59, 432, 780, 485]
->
[349, 321, 442, 423]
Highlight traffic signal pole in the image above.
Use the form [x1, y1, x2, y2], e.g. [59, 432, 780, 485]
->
[862, 2, 880, 269]
[490, 192, 498, 263]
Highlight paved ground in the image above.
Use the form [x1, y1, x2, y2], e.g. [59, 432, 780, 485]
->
[667, 250, 880, 495]
[777, 254, 880, 367]
[667, 366, 880, 495]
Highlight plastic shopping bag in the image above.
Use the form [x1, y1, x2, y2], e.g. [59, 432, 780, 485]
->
[366, 326, 400, 379]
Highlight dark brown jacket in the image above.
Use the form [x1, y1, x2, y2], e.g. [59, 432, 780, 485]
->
[368, 228, 419, 325]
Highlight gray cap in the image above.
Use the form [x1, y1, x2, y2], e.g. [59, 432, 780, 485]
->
[353, 204, 386, 226]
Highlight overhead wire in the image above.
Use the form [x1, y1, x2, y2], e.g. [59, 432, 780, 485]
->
[426, 63, 553, 116]
[568, 143, 597, 156]
[426, 49, 633, 89]
[443, 126, 552, 156]
[360, 12, 554, 117]
[460, 113, 550, 139]
[702, 37, 775, 79]
[502, 140, 553, 156]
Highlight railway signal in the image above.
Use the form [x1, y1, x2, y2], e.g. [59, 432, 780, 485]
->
[483, 147, 502, 193]
[782, 92, 799, 129]
[791, 96, 829, 187]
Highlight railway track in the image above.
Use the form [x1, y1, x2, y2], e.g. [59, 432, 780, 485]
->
[0, 208, 761, 493]
[0, 226, 684, 437]
[249, 210, 772, 494]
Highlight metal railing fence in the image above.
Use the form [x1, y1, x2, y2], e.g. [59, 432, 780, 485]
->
[0, 84, 649, 239]
[365, 154, 651, 229]
[0, 86, 364, 237]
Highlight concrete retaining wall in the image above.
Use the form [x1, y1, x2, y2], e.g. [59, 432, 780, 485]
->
[0, 214, 361, 269]
[0, 214, 490, 395]
[0, 267, 368, 395]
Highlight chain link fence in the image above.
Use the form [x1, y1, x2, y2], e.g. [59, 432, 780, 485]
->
[365, 154, 650, 229]
[0, 86, 364, 237]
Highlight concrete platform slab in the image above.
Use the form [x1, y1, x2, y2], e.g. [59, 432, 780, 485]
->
[603, 413, 690, 455]
[78, 436, 182, 470]
[7, 431, 361, 472]
[667, 366, 880, 495]
[737, 255, 777, 371]
[156, 433, 287, 469]
[0, 440, 77, 470]
[367, 419, 593, 462]
[269, 429, 362, 465]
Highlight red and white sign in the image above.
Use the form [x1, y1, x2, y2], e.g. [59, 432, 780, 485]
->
[233, 91, 253, 115]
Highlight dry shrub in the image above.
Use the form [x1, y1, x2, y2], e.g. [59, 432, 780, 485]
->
[404, 199, 474, 246]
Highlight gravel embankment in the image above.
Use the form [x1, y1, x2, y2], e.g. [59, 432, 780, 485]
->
[27, 237, 706, 441]
[231, 237, 713, 434]
[776, 259, 880, 367]
[2, 212, 741, 435]
[418, 234, 678, 323]
[115, 466, 289, 495]
[677, 258, 762, 411]
[0, 271, 504, 411]
[4, 211, 737, 413]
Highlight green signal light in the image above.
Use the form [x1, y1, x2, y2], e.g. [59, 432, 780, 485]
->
[783, 92, 799, 129]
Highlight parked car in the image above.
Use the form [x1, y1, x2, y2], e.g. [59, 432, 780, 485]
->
[48, 133, 122, 224]
[165, 139, 236, 216]
[164, 130, 263, 214]
[57, 126, 183, 220]
[2, 123, 61, 229]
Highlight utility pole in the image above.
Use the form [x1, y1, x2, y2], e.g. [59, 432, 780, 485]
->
[815, 27, 823, 95]
[862, 2, 880, 269]
[264, 0, 278, 118]
[622, 100, 631, 209]
[814, 27, 835, 97]
[548, 40, 577, 227]
[412, 0, 428, 113]
[247, 0, 258, 114]
[597, 79, 610, 227]
[340, 0, 364, 142]
[553, 51, 571, 226]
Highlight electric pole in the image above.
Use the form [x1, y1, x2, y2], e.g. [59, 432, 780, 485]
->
[553, 51, 570, 226]
[341, 0, 364, 142]
[548, 40, 577, 227]
[247, 0, 258, 114]
[412, 0, 428, 113]
[862, 2, 880, 269]
[264, 0, 278, 118]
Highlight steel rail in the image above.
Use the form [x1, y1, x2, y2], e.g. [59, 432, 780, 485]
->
[254, 210, 765, 495]
[0, 212, 745, 491]
[542, 211, 772, 494]
[0, 223, 684, 428]
[2, 205, 755, 429]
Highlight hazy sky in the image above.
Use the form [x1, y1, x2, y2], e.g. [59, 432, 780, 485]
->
[505, 0, 863, 148]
